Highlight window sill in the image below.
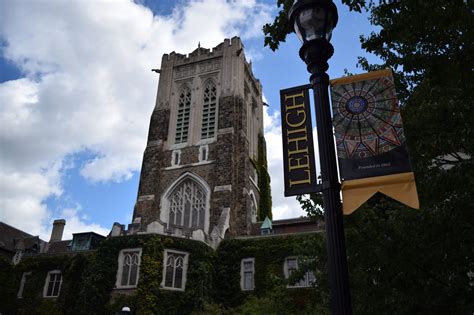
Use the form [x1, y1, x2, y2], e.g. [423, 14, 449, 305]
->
[114, 285, 138, 290]
[161, 286, 186, 292]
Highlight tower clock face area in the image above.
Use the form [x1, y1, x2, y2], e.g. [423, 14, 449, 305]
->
[331, 76, 406, 160]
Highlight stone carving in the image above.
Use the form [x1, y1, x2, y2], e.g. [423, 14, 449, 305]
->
[199, 59, 221, 73]
[175, 64, 196, 79]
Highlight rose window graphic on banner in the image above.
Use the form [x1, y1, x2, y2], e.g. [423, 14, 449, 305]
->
[332, 75, 405, 160]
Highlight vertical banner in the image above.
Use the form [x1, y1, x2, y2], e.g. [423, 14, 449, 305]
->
[330, 69, 419, 214]
[280, 85, 318, 196]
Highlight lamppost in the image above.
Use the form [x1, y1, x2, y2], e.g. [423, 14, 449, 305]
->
[289, 0, 352, 314]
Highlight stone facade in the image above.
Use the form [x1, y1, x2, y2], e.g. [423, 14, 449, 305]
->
[132, 37, 264, 246]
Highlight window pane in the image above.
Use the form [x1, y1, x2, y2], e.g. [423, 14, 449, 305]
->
[287, 258, 297, 269]
[174, 265, 183, 288]
[244, 261, 253, 271]
[52, 278, 60, 296]
[165, 266, 174, 287]
[129, 264, 138, 286]
[121, 263, 130, 286]
[244, 272, 253, 289]
[47, 279, 54, 296]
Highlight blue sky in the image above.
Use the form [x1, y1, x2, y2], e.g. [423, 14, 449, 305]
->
[0, 0, 379, 240]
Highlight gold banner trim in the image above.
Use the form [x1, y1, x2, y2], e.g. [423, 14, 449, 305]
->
[342, 172, 419, 215]
[330, 69, 393, 86]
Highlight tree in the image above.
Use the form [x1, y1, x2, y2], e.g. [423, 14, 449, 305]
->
[264, 1, 474, 313]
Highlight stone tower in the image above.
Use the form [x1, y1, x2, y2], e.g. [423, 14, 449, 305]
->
[131, 37, 267, 247]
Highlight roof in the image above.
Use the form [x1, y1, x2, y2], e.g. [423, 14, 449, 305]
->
[260, 216, 272, 230]
[0, 222, 36, 253]
[46, 240, 72, 254]
[249, 217, 323, 237]
[73, 231, 106, 238]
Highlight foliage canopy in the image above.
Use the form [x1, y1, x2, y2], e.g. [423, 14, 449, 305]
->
[264, 0, 474, 313]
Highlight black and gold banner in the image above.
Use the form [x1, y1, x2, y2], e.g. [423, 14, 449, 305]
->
[280, 85, 317, 196]
[330, 69, 419, 213]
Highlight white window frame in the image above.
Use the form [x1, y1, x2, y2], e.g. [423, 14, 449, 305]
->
[240, 258, 255, 291]
[284, 256, 316, 288]
[161, 249, 189, 291]
[115, 248, 142, 289]
[43, 270, 62, 298]
[17, 271, 31, 298]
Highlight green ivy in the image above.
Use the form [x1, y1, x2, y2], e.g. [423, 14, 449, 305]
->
[257, 134, 272, 220]
[214, 233, 328, 313]
[4, 233, 326, 314]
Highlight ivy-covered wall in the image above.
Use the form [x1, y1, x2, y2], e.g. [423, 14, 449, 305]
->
[214, 233, 329, 313]
[2, 233, 326, 315]
[257, 134, 272, 220]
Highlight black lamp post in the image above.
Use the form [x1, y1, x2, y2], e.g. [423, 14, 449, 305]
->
[289, 1, 352, 314]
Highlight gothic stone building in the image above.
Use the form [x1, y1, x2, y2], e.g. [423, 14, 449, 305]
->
[128, 36, 265, 247]
[2, 38, 325, 314]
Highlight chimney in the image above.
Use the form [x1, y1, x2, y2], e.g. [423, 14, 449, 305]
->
[50, 219, 66, 242]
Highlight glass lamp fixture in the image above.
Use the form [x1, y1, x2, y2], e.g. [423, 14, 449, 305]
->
[289, 0, 338, 43]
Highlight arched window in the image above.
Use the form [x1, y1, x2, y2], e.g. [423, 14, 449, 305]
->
[115, 248, 142, 289]
[175, 85, 192, 144]
[168, 179, 206, 229]
[201, 80, 217, 139]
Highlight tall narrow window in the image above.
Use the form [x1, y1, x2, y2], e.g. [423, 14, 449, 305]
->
[241, 258, 255, 290]
[175, 86, 191, 144]
[18, 271, 31, 298]
[43, 270, 62, 297]
[201, 80, 217, 139]
[168, 179, 206, 229]
[162, 250, 189, 290]
[116, 248, 142, 288]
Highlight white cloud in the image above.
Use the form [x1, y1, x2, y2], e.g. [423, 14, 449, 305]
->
[263, 104, 323, 220]
[263, 106, 308, 219]
[59, 207, 110, 241]
[0, 0, 273, 237]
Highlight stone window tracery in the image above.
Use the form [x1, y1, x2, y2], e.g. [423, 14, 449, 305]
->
[175, 85, 192, 144]
[162, 250, 189, 290]
[201, 80, 217, 139]
[168, 179, 206, 229]
[115, 248, 142, 288]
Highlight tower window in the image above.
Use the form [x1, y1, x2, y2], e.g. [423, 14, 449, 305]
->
[175, 86, 192, 144]
[199, 145, 208, 162]
[168, 179, 206, 230]
[172, 150, 181, 167]
[201, 80, 217, 139]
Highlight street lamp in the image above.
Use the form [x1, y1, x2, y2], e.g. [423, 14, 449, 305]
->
[289, 1, 352, 314]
